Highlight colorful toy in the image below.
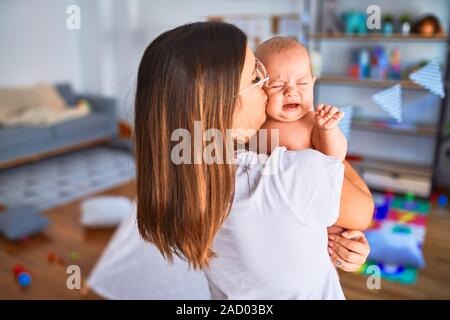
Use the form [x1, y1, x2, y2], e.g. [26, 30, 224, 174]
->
[437, 195, 448, 208]
[47, 252, 56, 263]
[358, 261, 417, 285]
[350, 46, 401, 81]
[348, 50, 360, 78]
[321, 0, 342, 33]
[309, 50, 323, 77]
[69, 251, 80, 262]
[358, 49, 370, 79]
[359, 192, 431, 284]
[399, 14, 412, 35]
[13, 265, 32, 288]
[372, 84, 403, 123]
[370, 46, 388, 80]
[58, 257, 66, 266]
[405, 191, 415, 202]
[341, 11, 367, 35]
[409, 59, 445, 98]
[47, 251, 68, 266]
[411, 15, 444, 37]
[388, 48, 402, 80]
[383, 15, 395, 35]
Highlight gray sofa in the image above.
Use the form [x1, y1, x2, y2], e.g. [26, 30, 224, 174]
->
[0, 83, 118, 167]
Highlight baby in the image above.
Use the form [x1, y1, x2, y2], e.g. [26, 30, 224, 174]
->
[255, 37, 347, 160]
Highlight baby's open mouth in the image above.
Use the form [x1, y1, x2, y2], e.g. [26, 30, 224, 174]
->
[282, 103, 300, 109]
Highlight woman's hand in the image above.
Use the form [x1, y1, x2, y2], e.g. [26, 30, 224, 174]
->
[327, 227, 370, 272]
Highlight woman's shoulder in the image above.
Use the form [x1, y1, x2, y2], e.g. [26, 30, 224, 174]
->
[235, 146, 342, 177]
[271, 147, 342, 170]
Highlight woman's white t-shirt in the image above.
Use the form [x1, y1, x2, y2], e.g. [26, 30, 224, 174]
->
[204, 146, 345, 300]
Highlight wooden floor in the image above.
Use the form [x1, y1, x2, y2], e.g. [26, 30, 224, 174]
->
[1, 180, 450, 300]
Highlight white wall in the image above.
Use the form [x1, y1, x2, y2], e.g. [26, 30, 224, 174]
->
[77, 0, 301, 121]
[0, 0, 83, 90]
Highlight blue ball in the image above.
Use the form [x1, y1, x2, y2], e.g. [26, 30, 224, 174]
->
[438, 195, 448, 208]
[17, 272, 31, 287]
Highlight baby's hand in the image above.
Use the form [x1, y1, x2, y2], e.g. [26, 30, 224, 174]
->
[315, 104, 344, 130]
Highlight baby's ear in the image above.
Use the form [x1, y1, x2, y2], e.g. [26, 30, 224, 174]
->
[312, 76, 317, 84]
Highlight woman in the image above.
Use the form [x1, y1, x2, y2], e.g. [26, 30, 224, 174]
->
[134, 21, 373, 299]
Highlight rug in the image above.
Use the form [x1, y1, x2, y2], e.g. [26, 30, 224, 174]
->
[0, 146, 135, 211]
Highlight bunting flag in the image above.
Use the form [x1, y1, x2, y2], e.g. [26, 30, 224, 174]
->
[409, 59, 445, 98]
[372, 84, 403, 123]
[338, 106, 354, 139]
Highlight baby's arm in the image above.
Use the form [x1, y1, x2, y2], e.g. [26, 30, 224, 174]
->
[260, 119, 313, 153]
[311, 104, 347, 161]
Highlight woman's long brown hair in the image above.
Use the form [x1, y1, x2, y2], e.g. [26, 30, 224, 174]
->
[134, 22, 247, 269]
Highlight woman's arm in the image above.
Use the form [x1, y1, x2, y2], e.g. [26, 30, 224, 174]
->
[334, 160, 374, 230]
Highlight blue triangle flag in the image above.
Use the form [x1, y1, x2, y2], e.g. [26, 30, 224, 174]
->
[372, 84, 402, 123]
[409, 59, 445, 98]
[338, 106, 354, 139]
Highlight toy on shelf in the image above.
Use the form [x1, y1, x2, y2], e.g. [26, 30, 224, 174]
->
[342, 11, 367, 35]
[348, 47, 402, 81]
[13, 265, 32, 288]
[411, 14, 444, 37]
[388, 48, 402, 80]
[399, 14, 412, 35]
[321, 0, 342, 33]
[370, 46, 388, 80]
[309, 50, 323, 77]
[358, 48, 370, 79]
[383, 15, 395, 35]
[348, 51, 360, 78]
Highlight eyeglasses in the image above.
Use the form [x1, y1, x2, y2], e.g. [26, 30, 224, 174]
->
[238, 58, 269, 95]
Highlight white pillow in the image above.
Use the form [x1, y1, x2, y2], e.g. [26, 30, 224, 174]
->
[80, 196, 133, 228]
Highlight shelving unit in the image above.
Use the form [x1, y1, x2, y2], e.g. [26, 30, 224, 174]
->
[307, 0, 450, 197]
[351, 119, 437, 137]
[317, 75, 425, 90]
[308, 32, 448, 42]
[207, 14, 301, 50]
[347, 155, 432, 177]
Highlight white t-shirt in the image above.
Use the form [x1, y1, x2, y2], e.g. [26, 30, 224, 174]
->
[204, 146, 345, 300]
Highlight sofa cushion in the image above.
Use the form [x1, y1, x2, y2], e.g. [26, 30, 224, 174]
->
[0, 83, 68, 113]
[52, 113, 113, 140]
[0, 126, 53, 149]
[55, 83, 78, 107]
